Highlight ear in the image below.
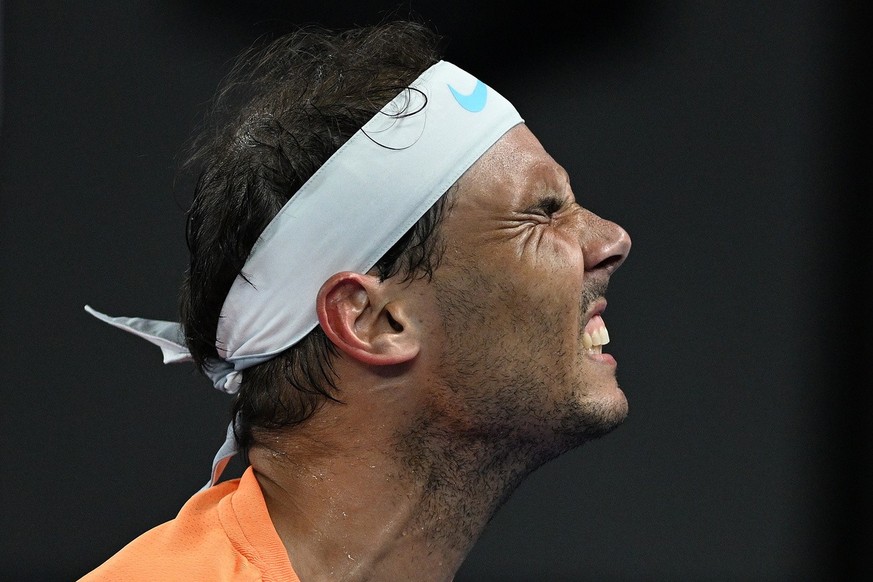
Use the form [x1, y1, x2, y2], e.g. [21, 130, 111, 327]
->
[316, 272, 420, 366]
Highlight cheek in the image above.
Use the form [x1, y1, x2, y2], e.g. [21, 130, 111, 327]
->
[541, 229, 585, 272]
[508, 222, 586, 282]
[493, 272, 583, 355]
[516, 237, 585, 312]
[435, 233, 585, 339]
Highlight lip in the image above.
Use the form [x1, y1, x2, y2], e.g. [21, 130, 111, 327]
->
[584, 298, 608, 324]
[587, 352, 617, 366]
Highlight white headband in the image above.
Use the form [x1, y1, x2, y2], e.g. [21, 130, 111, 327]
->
[85, 60, 523, 489]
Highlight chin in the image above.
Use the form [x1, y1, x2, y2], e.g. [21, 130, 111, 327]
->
[560, 384, 628, 441]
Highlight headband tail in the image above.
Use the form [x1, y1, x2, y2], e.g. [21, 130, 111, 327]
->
[201, 421, 240, 491]
[84, 305, 191, 363]
[85, 304, 242, 488]
[84, 305, 240, 393]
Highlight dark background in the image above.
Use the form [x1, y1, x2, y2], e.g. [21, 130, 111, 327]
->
[1, 1, 870, 580]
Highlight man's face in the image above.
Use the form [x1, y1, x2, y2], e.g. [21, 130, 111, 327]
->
[420, 124, 631, 456]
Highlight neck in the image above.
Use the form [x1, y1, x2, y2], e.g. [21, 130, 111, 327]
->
[249, 409, 549, 582]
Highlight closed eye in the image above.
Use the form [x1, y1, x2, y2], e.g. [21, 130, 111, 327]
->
[522, 195, 564, 219]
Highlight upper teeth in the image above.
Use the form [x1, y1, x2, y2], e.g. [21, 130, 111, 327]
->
[582, 316, 610, 351]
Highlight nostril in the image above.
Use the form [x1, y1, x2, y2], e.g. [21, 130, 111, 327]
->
[596, 253, 625, 275]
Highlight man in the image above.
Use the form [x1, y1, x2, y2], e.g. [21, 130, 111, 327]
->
[82, 19, 631, 581]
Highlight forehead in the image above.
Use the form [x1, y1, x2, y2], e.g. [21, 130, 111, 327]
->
[450, 123, 571, 215]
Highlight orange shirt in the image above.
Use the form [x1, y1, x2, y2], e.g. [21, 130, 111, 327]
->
[80, 467, 299, 581]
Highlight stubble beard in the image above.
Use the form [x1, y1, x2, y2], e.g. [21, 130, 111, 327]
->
[435, 271, 628, 457]
[390, 271, 627, 551]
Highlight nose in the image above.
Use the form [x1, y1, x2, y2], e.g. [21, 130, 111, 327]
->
[580, 209, 631, 276]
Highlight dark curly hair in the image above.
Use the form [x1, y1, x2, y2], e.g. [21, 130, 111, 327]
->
[178, 20, 452, 453]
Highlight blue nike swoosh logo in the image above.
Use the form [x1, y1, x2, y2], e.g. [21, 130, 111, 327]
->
[448, 80, 487, 112]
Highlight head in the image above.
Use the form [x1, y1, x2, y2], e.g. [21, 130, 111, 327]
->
[180, 19, 631, 467]
[179, 20, 448, 452]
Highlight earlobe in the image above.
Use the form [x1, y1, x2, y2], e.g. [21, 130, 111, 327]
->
[316, 272, 419, 366]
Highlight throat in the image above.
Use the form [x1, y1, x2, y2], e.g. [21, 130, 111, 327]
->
[393, 419, 544, 553]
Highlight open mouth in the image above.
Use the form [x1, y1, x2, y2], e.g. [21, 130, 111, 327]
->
[582, 314, 610, 355]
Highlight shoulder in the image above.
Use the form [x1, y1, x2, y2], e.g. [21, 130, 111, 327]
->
[78, 479, 261, 582]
